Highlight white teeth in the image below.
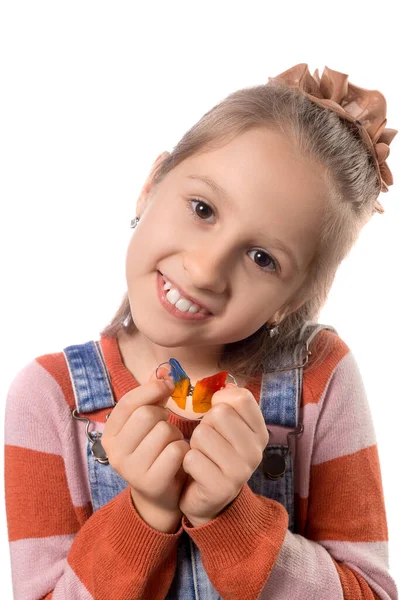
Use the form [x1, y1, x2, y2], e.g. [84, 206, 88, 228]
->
[166, 289, 180, 305]
[162, 275, 207, 314]
[175, 298, 192, 312]
[164, 286, 200, 313]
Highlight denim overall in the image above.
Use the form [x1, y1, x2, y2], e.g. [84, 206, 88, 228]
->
[64, 321, 336, 599]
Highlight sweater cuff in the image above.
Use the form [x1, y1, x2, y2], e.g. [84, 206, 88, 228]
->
[182, 483, 288, 570]
[106, 486, 183, 570]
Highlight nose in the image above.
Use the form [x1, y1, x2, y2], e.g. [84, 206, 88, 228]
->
[183, 245, 233, 295]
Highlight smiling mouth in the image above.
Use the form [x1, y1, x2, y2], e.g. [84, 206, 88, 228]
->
[159, 272, 212, 315]
[157, 272, 213, 321]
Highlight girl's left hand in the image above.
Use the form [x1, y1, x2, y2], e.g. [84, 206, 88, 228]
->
[179, 384, 269, 527]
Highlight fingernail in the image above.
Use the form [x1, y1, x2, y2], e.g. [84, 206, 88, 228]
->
[225, 383, 237, 388]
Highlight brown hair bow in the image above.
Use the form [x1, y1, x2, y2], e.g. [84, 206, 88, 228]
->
[268, 63, 397, 214]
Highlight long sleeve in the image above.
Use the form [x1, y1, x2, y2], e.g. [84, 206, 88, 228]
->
[4, 359, 182, 600]
[181, 348, 398, 600]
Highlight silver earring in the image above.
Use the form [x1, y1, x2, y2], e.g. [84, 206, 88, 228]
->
[130, 216, 140, 228]
[266, 321, 280, 337]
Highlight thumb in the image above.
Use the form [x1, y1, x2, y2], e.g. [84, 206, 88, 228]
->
[148, 366, 175, 404]
[148, 364, 174, 385]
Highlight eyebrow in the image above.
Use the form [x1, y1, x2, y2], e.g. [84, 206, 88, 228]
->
[186, 174, 301, 275]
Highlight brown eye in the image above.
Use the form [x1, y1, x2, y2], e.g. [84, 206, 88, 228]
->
[248, 249, 278, 273]
[189, 198, 214, 220]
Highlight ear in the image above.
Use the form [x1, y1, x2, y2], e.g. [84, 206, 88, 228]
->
[136, 151, 170, 215]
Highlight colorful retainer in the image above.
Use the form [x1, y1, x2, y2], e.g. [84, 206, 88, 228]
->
[157, 358, 230, 413]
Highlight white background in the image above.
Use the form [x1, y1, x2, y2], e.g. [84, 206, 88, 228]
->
[1, 0, 399, 596]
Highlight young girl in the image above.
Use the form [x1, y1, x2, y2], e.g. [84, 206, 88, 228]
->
[4, 63, 398, 599]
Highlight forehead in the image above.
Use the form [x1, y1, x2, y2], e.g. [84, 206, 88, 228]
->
[178, 128, 326, 203]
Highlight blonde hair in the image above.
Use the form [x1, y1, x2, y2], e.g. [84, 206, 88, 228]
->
[100, 82, 381, 383]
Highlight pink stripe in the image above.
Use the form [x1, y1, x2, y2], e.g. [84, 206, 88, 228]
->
[53, 562, 94, 600]
[320, 540, 396, 600]
[260, 533, 396, 599]
[293, 351, 377, 497]
[5, 360, 67, 454]
[259, 529, 343, 598]
[311, 351, 376, 465]
[10, 535, 93, 600]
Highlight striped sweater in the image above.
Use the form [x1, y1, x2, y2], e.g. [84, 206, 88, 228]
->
[4, 331, 398, 599]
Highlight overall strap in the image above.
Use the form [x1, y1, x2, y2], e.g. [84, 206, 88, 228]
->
[260, 321, 337, 428]
[64, 340, 127, 513]
[63, 340, 116, 413]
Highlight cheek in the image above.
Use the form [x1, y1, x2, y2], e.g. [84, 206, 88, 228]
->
[125, 237, 136, 277]
[124, 213, 180, 281]
[230, 294, 281, 333]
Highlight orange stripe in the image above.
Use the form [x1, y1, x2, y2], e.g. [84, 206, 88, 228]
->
[5, 445, 83, 541]
[333, 561, 381, 599]
[303, 330, 349, 406]
[307, 445, 388, 542]
[75, 503, 93, 528]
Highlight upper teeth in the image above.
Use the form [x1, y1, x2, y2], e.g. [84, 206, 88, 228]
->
[162, 278, 208, 314]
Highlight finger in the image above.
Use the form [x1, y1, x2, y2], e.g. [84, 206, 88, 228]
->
[211, 386, 266, 435]
[154, 363, 174, 383]
[199, 405, 257, 465]
[145, 438, 190, 493]
[109, 403, 170, 458]
[190, 422, 235, 475]
[104, 379, 174, 438]
[125, 418, 182, 469]
[182, 448, 224, 492]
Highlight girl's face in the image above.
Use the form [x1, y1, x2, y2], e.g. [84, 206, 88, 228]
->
[124, 127, 328, 369]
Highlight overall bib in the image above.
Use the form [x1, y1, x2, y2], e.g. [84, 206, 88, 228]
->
[64, 322, 336, 600]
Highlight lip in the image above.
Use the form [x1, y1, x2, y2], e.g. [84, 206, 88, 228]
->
[157, 272, 213, 321]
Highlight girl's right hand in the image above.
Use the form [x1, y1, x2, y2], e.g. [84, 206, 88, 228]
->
[101, 374, 191, 534]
